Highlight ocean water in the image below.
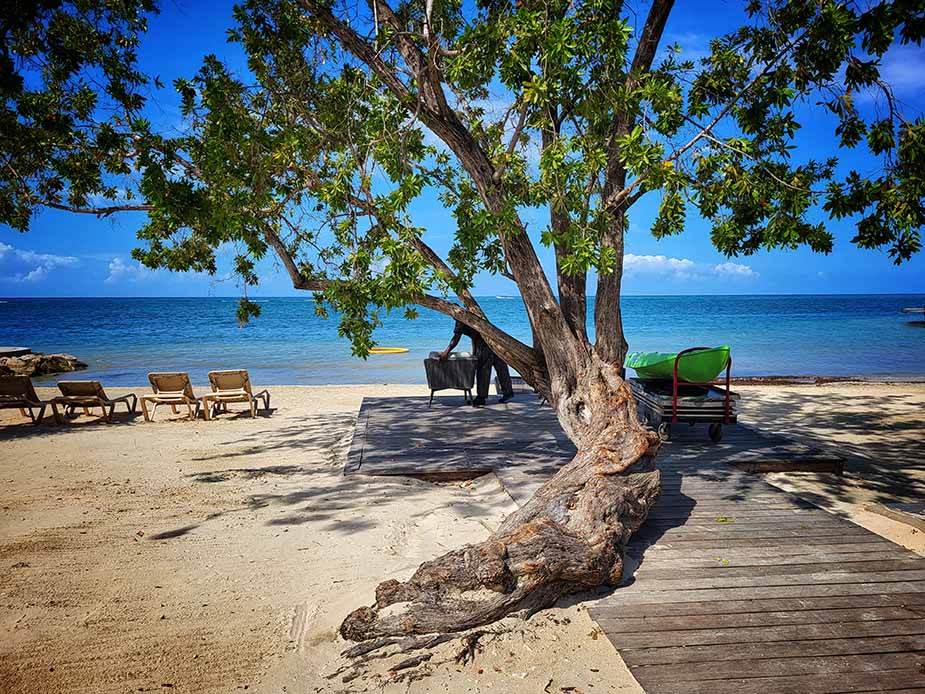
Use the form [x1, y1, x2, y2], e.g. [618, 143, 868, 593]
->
[1, 295, 924, 386]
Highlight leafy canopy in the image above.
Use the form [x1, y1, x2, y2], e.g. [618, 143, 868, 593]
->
[1, 0, 923, 352]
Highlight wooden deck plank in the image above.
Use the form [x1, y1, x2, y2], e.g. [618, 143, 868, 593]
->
[592, 593, 925, 619]
[634, 550, 918, 569]
[630, 652, 925, 684]
[639, 669, 925, 694]
[616, 569, 925, 593]
[600, 580, 925, 605]
[633, 559, 925, 579]
[635, 535, 890, 550]
[605, 618, 925, 649]
[629, 542, 905, 559]
[606, 634, 925, 667]
[595, 606, 923, 633]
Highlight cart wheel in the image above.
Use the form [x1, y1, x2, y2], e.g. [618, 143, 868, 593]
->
[709, 423, 723, 442]
[657, 422, 671, 441]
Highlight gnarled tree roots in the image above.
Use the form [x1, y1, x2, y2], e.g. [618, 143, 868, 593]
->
[341, 383, 660, 642]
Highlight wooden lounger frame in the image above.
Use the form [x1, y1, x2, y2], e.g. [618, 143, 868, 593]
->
[140, 372, 201, 422]
[202, 370, 270, 420]
[0, 375, 49, 426]
[51, 381, 137, 423]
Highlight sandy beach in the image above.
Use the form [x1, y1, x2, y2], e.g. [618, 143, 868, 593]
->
[1, 382, 923, 693]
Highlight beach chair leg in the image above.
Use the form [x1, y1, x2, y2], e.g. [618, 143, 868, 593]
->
[140, 398, 151, 422]
[34, 404, 46, 426]
[429, 390, 434, 407]
[19, 407, 28, 418]
[128, 395, 137, 414]
[51, 402, 63, 425]
[107, 403, 116, 422]
[248, 397, 256, 418]
[203, 399, 211, 421]
[171, 404, 179, 415]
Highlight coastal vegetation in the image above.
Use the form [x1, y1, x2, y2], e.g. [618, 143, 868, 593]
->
[2, 0, 923, 646]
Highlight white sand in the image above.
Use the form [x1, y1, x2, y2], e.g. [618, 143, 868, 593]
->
[1, 382, 922, 692]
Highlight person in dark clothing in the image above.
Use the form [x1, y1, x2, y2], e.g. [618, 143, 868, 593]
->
[439, 319, 514, 407]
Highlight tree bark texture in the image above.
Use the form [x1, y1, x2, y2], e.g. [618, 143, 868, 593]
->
[340, 361, 660, 641]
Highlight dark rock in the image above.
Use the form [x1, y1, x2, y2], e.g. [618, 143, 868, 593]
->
[0, 352, 87, 377]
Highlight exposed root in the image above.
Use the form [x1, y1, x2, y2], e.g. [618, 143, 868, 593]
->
[454, 630, 486, 665]
[340, 370, 660, 654]
[389, 652, 432, 672]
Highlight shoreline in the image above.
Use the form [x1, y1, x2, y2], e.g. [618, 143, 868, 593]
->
[26, 373, 925, 388]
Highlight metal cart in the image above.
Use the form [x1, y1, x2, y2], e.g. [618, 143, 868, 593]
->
[629, 347, 739, 442]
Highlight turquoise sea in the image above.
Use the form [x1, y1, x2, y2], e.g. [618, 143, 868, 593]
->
[2, 295, 924, 386]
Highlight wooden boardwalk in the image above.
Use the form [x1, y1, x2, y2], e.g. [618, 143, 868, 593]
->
[346, 396, 924, 692]
[589, 454, 925, 693]
[345, 395, 841, 485]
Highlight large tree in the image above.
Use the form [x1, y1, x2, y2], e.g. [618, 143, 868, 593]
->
[3, 0, 923, 641]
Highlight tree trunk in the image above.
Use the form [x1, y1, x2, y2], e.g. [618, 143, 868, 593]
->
[340, 359, 660, 641]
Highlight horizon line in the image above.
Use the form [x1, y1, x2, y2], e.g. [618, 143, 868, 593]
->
[2, 291, 925, 300]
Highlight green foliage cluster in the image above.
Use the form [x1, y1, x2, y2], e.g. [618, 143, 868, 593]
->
[1, 0, 155, 228]
[1, 0, 923, 351]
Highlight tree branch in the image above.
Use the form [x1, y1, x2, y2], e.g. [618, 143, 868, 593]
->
[596, 0, 676, 365]
[604, 27, 809, 213]
[275, 248, 546, 393]
[35, 200, 155, 216]
[296, 0, 571, 369]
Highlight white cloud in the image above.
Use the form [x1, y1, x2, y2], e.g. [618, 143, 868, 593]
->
[712, 261, 758, 278]
[624, 253, 758, 281]
[878, 44, 925, 93]
[105, 256, 151, 284]
[0, 242, 79, 282]
[625, 253, 697, 278]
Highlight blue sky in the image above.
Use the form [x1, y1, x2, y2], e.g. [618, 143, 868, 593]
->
[2, 0, 924, 298]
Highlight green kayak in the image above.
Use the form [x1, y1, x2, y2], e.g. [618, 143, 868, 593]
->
[626, 346, 731, 382]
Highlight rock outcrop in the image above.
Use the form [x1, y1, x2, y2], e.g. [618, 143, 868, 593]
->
[0, 352, 87, 377]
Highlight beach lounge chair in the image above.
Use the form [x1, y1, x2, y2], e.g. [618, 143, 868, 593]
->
[0, 375, 49, 426]
[51, 381, 137, 423]
[140, 372, 201, 422]
[202, 370, 270, 420]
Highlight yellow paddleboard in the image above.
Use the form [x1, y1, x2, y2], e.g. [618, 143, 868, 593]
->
[369, 347, 409, 355]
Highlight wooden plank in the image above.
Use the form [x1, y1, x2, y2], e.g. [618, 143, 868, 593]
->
[640, 534, 888, 549]
[636, 524, 868, 543]
[730, 458, 845, 474]
[633, 559, 925, 580]
[602, 580, 925, 605]
[343, 399, 370, 474]
[590, 592, 925, 619]
[629, 541, 903, 559]
[631, 651, 924, 684]
[646, 508, 828, 518]
[633, 550, 915, 569]
[616, 569, 925, 594]
[607, 618, 925, 649]
[640, 517, 847, 530]
[595, 606, 922, 633]
[607, 634, 925, 667]
[639, 669, 925, 694]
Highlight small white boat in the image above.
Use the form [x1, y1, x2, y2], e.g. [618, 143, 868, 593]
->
[901, 307, 925, 314]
